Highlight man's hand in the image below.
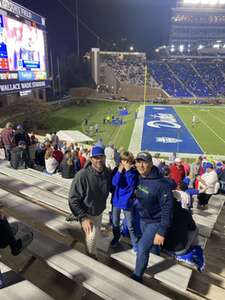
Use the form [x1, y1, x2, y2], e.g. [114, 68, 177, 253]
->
[81, 218, 93, 235]
[153, 233, 165, 246]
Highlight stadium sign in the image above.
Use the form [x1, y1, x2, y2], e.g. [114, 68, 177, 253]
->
[0, 80, 50, 94]
[0, 0, 45, 26]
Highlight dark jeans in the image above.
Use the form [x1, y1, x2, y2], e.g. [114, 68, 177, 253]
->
[132, 221, 160, 282]
[198, 193, 212, 206]
[4, 144, 12, 161]
[0, 218, 16, 249]
[112, 206, 138, 247]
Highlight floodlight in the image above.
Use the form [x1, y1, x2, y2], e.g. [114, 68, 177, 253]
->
[183, 0, 225, 5]
[179, 45, 184, 52]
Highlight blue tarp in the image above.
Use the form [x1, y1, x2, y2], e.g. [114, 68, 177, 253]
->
[119, 109, 128, 116]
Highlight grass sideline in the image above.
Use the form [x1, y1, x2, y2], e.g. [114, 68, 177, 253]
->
[47, 101, 140, 149]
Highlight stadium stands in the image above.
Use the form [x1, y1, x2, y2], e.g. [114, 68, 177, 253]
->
[100, 51, 225, 98]
[149, 62, 192, 97]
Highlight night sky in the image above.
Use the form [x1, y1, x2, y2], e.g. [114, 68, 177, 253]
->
[14, 0, 177, 58]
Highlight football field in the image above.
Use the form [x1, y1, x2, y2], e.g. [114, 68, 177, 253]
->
[44, 102, 225, 156]
[175, 106, 225, 156]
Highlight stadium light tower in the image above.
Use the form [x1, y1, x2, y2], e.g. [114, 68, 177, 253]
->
[75, 0, 80, 57]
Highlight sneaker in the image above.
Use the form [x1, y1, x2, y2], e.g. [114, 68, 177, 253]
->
[10, 223, 19, 236]
[110, 238, 120, 248]
[11, 232, 33, 256]
[132, 244, 138, 254]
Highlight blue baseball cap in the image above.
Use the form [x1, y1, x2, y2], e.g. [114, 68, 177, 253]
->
[90, 146, 105, 157]
[205, 162, 213, 169]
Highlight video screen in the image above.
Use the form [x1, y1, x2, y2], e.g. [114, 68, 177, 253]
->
[0, 14, 47, 80]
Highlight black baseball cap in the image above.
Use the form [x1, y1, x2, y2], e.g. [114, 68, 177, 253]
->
[135, 151, 152, 162]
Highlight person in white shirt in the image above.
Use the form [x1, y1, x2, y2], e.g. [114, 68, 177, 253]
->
[197, 162, 218, 209]
[104, 143, 116, 170]
[44, 148, 58, 174]
[173, 182, 191, 210]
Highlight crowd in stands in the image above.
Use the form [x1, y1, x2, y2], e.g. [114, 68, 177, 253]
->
[149, 62, 192, 97]
[149, 60, 225, 98]
[101, 54, 157, 87]
[2, 121, 225, 284]
[101, 53, 225, 98]
[194, 63, 225, 96]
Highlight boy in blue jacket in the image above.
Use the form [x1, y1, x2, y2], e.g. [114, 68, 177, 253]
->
[111, 151, 139, 251]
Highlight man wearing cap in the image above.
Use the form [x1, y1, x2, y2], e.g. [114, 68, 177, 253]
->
[69, 146, 111, 258]
[197, 162, 218, 209]
[131, 151, 173, 283]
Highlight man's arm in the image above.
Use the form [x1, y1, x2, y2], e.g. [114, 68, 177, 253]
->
[68, 173, 88, 222]
[155, 184, 174, 245]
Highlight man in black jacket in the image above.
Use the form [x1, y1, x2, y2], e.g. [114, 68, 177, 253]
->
[10, 141, 32, 169]
[163, 199, 199, 255]
[69, 146, 111, 257]
[131, 152, 174, 283]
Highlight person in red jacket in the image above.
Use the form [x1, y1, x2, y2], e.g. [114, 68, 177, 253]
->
[52, 145, 63, 164]
[169, 158, 185, 186]
[0, 122, 14, 161]
[79, 149, 87, 168]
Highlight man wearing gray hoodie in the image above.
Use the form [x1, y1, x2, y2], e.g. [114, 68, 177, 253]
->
[69, 146, 111, 257]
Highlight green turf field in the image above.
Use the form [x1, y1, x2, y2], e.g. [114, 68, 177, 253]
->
[47, 102, 225, 155]
[175, 106, 225, 155]
[47, 101, 140, 149]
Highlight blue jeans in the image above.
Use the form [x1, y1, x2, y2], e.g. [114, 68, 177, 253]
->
[132, 222, 160, 282]
[112, 206, 138, 247]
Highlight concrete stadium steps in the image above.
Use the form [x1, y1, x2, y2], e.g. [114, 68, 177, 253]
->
[111, 249, 192, 292]
[192, 195, 225, 238]
[1, 220, 171, 300]
[0, 169, 193, 293]
[0, 162, 113, 226]
[0, 168, 191, 295]
[0, 261, 53, 300]
[1, 161, 225, 298]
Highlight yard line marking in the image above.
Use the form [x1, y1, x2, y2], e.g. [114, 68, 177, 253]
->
[174, 108, 205, 153]
[207, 110, 225, 127]
[188, 108, 225, 145]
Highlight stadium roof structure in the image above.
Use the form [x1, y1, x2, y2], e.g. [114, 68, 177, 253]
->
[56, 130, 94, 143]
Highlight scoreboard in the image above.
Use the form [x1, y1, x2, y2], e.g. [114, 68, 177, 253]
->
[0, 0, 49, 95]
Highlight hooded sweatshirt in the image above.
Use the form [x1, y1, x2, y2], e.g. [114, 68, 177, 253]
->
[112, 168, 138, 209]
[69, 161, 111, 221]
[135, 166, 174, 237]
